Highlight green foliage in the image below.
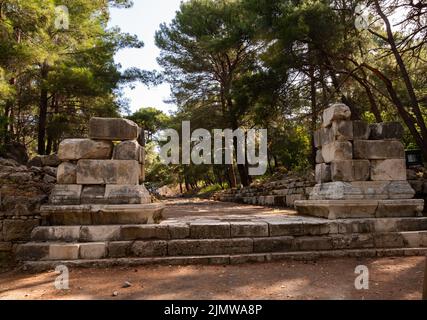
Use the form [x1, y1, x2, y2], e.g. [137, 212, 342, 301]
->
[0, 0, 153, 154]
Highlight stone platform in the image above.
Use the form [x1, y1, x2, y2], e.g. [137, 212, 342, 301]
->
[16, 201, 427, 270]
[295, 199, 424, 219]
[40, 204, 164, 225]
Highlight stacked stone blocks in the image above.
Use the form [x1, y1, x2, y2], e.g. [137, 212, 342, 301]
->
[51, 118, 149, 206]
[296, 103, 424, 219]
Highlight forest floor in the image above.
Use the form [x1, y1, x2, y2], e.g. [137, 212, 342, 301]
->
[0, 256, 424, 300]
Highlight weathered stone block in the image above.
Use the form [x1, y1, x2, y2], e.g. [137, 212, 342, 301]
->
[322, 141, 353, 163]
[331, 120, 353, 141]
[81, 185, 107, 204]
[286, 194, 303, 207]
[16, 243, 49, 261]
[76, 160, 139, 185]
[269, 221, 304, 236]
[108, 241, 132, 258]
[331, 160, 370, 182]
[190, 222, 230, 238]
[353, 120, 370, 140]
[322, 103, 351, 127]
[57, 162, 77, 184]
[89, 117, 139, 140]
[230, 222, 269, 238]
[370, 159, 407, 181]
[374, 233, 405, 248]
[113, 140, 140, 160]
[168, 223, 190, 239]
[48, 244, 79, 260]
[49, 184, 82, 205]
[310, 181, 415, 201]
[315, 163, 331, 183]
[167, 239, 253, 256]
[331, 234, 374, 249]
[295, 200, 379, 219]
[131, 240, 167, 257]
[369, 122, 403, 140]
[104, 185, 151, 204]
[3, 219, 40, 241]
[31, 226, 80, 242]
[319, 127, 334, 145]
[303, 222, 334, 235]
[79, 243, 107, 259]
[253, 237, 293, 252]
[80, 225, 121, 242]
[295, 236, 334, 250]
[120, 225, 170, 240]
[353, 140, 405, 159]
[58, 139, 113, 160]
[315, 150, 324, 164]
[376, 199, 424, 217]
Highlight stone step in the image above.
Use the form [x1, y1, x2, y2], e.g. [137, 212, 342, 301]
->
[30, 217, 427, 242]
[295, 199, 425, 219]
[20, 247, 427, 271]
[16, 231, 427, 261]
[40, 204, 164, 225]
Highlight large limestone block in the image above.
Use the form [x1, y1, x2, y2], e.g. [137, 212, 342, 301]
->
[76, 160, 139, 185]
[58, 139, 113, 160]
[56, 162, 76, 184]
[331, 120, 353, 141]
[113, 140, 140, 160]
[353, 140, 405, 160]
[353, 120, 370, 140]
[104, 185, 151, 204]
[315, 149, 324, 164]
[315, 163, 331, 183]
[81, 185, 107, 204]
[295, 200, 379, 219]
[321, 141, 353, 163]
[331, 160, 370, 182]
[371, 159, 407, 181]
[369, 122, 403, 140]
[322, 103, 351, 127]
[314, 127, 334, 147]
[89, 117, 139, 140]
[49, 184, 82, 205]
[309, 181, 415, 200]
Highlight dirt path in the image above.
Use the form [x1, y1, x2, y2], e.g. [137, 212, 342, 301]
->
[0, 256, 425, 300]
[161, 198, 297, 219]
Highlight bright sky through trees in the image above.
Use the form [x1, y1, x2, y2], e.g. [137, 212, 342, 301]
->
[109, 0, 182, 114]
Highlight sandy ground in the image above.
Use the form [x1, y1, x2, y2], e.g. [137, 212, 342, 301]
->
[161, 198, 297, 219]
[0, 256, 425, 300]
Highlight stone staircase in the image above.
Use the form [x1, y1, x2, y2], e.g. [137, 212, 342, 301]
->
[16, 213, 427, 270]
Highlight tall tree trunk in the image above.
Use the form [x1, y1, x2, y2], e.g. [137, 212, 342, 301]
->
[309, 64, 317, 169]
[38, 62, 49, 155]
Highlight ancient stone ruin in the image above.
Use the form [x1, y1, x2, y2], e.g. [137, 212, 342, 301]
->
[295, 103, 424, 219]
[41, 117, 164, 226]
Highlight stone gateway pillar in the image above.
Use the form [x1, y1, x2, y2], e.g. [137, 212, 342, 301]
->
[295, 103, 424, 219]
[40, 117, 164, 225]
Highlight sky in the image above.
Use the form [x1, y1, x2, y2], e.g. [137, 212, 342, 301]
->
[109, 0, 183, 115]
